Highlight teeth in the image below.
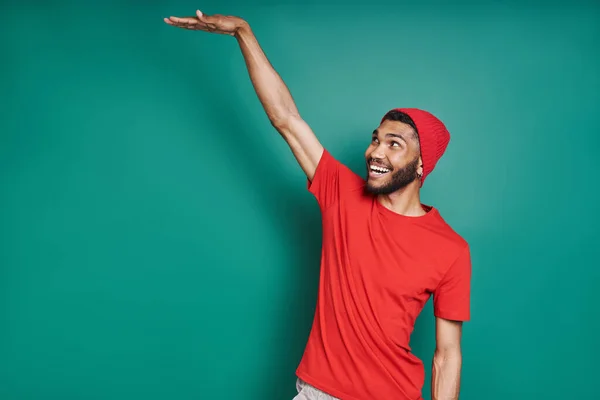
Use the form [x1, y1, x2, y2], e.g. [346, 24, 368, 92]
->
[370, 165, 390, 173]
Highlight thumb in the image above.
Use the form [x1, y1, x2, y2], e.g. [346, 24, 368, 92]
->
[196, 10, 205, 20]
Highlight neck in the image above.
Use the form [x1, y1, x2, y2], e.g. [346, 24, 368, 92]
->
[377, 182, 425, 217]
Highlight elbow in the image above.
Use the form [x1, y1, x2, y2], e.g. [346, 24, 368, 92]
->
[269, 116, 288, 131]
[433, 346, 462, 367]
[270, 113, 301, 133]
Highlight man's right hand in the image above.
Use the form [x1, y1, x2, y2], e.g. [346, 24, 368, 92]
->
[164, 8, 324, 182]
[164, 9, 246, 36]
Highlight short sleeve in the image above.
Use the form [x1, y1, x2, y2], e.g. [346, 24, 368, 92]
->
[433, 244, 472, 321]
[307, 149, 364, 210]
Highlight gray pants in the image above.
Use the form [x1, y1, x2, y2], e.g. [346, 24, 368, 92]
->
[293, 379, 340, 400]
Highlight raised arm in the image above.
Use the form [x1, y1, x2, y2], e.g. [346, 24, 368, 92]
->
[164, 9, 324, 180]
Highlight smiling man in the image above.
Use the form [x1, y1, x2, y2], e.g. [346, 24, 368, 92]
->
[165, 9, 471, 400]
[366, 111, 424, 195]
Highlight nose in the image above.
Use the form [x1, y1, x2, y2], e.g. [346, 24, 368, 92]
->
[370, 145, 386, 160]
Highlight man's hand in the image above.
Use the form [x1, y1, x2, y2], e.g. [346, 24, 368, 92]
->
[164, 9, 246, 36]
[163, 8, 323, 181]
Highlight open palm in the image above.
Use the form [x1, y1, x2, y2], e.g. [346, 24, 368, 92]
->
[164, 9, 245, 36]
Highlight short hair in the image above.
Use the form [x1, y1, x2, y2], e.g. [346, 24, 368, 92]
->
[381, 109, 419, 145]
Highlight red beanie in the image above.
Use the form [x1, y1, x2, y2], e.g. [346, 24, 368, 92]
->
[381, 108, 450, 186]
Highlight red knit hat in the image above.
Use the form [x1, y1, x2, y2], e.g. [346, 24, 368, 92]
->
[381, 108, 450, 186]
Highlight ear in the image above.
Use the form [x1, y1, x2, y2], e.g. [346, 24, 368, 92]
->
[417, 156, 424, 177]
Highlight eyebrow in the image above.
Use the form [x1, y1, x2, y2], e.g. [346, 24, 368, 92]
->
[372, 129, 407, 143]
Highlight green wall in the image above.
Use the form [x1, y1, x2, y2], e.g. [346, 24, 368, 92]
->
[1, 1, 598, 399]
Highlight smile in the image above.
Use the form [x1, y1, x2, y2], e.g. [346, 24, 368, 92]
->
[368, 163, 392, 178]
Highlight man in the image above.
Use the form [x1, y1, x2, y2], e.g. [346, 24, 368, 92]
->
[165, 9, 471, 400]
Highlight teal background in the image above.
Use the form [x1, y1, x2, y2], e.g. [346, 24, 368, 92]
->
[1, 0, 599, 399]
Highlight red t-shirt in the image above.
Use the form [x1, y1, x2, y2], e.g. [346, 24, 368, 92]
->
[296, 149, 472, 400]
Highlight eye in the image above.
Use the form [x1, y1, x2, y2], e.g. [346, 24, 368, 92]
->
[372, 137, 379, 144]
[391, 141, 401, 147]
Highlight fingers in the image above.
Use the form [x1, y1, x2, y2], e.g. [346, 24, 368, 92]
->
[195, 9, 218, 26]
[166, 16, 196, 25]
[163, 10, 218, 32]
[163, 11, 206, 24]
[196, 10, 222, 33]
[164, 15, 208, 31]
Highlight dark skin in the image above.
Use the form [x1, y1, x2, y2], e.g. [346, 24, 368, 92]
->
[365, 120, 464, 400]
[364, 119, 425, 216]
[164, 9, 464, 399]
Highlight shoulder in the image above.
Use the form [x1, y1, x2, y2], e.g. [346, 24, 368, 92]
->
[427, 207, 470, 259]
[315, 149, 366, 189]
[307, 149, 366, 209]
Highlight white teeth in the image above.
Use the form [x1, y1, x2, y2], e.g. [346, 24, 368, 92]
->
[370, 165, 390, 173]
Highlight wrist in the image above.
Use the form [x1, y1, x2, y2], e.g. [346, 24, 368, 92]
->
[234, 20, 251, 38]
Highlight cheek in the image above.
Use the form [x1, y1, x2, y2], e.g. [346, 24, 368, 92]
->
[389, 153, 409, 168]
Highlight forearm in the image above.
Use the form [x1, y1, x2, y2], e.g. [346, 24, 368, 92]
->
[431, 348, 462, 400]
[234, 23, 299, 128]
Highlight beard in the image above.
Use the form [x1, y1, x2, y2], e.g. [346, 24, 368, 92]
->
[365, 156, 420, 195]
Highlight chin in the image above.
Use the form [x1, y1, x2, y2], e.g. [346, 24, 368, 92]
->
[364, 181, 387, 195]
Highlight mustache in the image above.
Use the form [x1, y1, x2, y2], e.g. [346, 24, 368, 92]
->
[368, 158, 393, 170]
